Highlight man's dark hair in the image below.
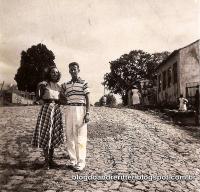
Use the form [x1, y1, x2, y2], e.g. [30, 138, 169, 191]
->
[69, 62, 79, 69]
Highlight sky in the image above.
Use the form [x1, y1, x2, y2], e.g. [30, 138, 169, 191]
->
[0, 0, 199, 104]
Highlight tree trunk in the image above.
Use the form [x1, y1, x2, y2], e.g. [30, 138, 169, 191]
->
[122, 92, 128, 106]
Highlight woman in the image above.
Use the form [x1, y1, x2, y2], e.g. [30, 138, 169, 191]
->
[132, 86, 141, 109]
[178, 94, 188, 111]
[32, 66, 64, 169]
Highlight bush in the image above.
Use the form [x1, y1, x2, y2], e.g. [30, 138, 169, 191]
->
[106, 94, 117, 107]
[99, 94, 117, 107]
[94, 102, 100, 107]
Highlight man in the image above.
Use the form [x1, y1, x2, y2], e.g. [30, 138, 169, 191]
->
[61, 62, 90, 171]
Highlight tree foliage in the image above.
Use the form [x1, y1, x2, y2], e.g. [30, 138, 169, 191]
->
[146, 51, 170, 80]
[104, 50, 170, 104]
[106, 94, 117, 107]
[99, 95, 107, 106]
[14, 43, 56, 92]
[99, 94, 117, 107]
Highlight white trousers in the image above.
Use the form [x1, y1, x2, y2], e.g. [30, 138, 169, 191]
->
[64, 106, 87, 166]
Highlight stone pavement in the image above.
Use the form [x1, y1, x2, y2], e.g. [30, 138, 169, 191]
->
[0, 106, 200, 192]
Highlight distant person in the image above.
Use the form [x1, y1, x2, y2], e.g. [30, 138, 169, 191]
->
[178, 94, 188, 111]
[32, 66, 64, 169]
[61, 62, 90, 171]
[132, 86, 141, 109]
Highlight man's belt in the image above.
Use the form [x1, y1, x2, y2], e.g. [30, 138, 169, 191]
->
[67, 103, 85, 106]
[43, 99, 59, 104]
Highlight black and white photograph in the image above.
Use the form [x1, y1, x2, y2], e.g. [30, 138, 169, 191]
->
[0, 0, 200, 191]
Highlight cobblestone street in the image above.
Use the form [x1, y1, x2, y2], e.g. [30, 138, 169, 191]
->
[0, 106, 200, 192]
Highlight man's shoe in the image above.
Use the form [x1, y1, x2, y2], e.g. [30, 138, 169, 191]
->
[49, 160, 59, 168]
[66, 161, 76, 169]
[74, 163, 85, 171]
[43, 162, 50, 170]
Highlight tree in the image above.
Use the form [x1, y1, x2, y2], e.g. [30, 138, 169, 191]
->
[99, 94, 117, 107]
[104, 50, 170, 105]
[99, 95, 107, 106]
[14, 43, 56, 92]
[106, 94, 117, 107]
[146, 51, 170, 81]
[94, 101, 100, 107]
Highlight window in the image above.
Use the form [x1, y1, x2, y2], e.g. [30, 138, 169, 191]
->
[167, 67, 172, 87]
[162, 71, 166, 90]
[173, 62, 177, 84]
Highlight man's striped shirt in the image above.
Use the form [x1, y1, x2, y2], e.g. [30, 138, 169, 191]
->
[61, 78, 90, 104]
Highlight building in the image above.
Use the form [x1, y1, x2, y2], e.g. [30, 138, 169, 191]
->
[156, 40, 200, 107]
[0, 83, 36, 105]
